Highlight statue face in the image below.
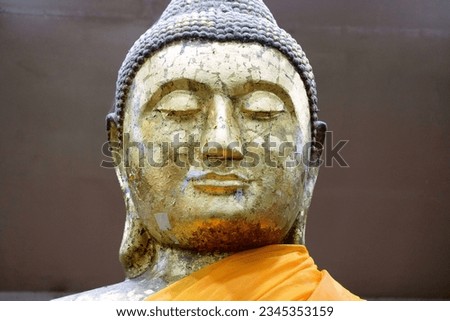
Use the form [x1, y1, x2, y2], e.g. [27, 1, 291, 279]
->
[122, 41, 312, 252]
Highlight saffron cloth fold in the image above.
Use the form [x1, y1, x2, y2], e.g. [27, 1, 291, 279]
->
[146, 245, 362, 301]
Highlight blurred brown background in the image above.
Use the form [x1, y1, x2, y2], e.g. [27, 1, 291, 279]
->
[0, 0, 449, 300]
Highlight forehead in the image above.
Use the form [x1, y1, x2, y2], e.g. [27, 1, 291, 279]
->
[127, 41, 311, 134]
[136, 41, 300, 93]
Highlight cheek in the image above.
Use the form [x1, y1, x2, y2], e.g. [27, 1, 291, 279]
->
[239, 117, 304, 167]
[237, 114, 306, 219]
[142, 112, 205, 138]
[126, 114, 205, 214]
[128, 162, 188, 228]
[141, 113, 205, 161]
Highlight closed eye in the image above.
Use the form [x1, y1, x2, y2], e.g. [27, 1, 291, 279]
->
[242, 110, 284, 120]
[155, 90, 200, 117]
[240, 91, 285, 120]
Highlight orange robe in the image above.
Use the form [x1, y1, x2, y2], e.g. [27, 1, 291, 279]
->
[146, 245, 362, 301]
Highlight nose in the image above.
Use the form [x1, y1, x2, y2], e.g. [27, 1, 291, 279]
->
[201, 94, 243, 160]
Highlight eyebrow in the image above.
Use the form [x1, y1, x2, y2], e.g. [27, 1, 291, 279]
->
[144, 78, 293, 112]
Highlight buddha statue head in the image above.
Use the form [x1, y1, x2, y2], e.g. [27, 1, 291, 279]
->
[106, 0, 327, 278]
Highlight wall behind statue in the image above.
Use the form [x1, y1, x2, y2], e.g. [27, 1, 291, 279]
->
[0, 0, 449, 299]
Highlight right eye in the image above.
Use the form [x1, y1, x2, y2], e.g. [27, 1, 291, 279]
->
[155, 90, 200, 117]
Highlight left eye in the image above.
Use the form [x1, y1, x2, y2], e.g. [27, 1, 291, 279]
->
[240, 91, 285, 120]
[243, 111, 283, 120]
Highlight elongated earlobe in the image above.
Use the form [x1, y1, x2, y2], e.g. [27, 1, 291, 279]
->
[107, 113, 155, 278]
[119, 205, 154, 278]
[286, 120, 326, 245]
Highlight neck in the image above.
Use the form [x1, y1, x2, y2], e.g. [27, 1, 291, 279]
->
[137, 244, 230, 287]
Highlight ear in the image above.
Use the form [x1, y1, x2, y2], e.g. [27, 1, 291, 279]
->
[285, 122, 327, 245]
[106, 113, 129, 192]
[119, 199, 154, 278]
[303, 120, 327, 210]
[310, 121, 327, 166]
[106, 113, 122, 169]
[107, 113, 155, 278]
[287, 164, 319, 245]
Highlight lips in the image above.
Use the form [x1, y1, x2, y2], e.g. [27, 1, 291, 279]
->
[192, 172, 250, 195]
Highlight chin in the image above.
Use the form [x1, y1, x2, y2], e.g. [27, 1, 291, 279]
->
[159, 217, 288, 253]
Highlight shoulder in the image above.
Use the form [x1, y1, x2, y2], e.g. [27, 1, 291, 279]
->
[54, 277, 165, 301]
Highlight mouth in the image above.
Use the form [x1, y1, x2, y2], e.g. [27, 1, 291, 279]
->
[192, 172, 250, 195]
